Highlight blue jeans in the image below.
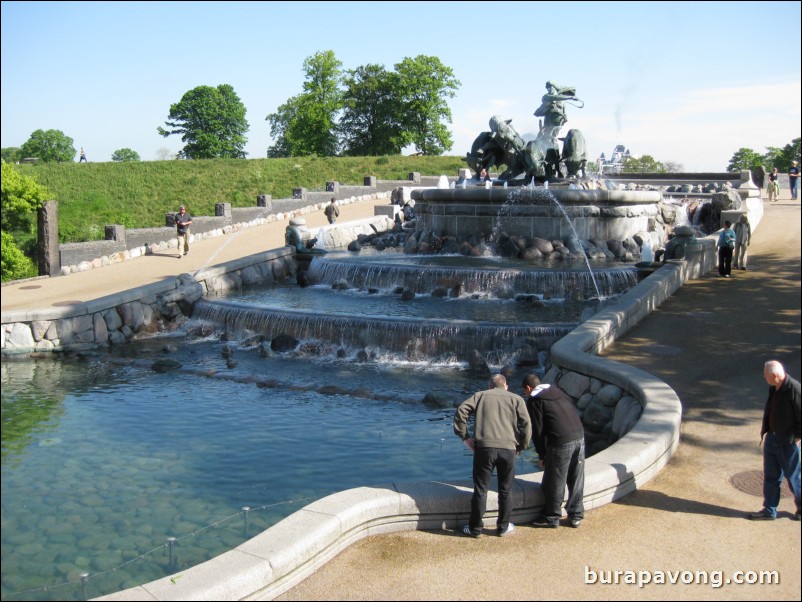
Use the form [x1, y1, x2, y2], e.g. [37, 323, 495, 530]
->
[762, 433, 801, 517]
[791, 178, 799, 199]
[540, 439, 585, 525]
[469, 447, 516, 533]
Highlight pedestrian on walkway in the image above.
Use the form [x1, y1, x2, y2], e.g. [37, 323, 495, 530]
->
[733, 214, 752, 271]
[324, 198, 339, 224]
[523, 373, 586, 528]
[789, 161, 800, 200]
[767, 167, 780, 202]
[749, 360, 801, 521]
[175, 205, 193, 258]
[454, 374, 532, 538]
[717, 220, 735, 278]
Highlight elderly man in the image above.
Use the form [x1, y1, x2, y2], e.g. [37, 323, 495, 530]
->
[454, 374, 531, 538]
[749, 360, 801, 521]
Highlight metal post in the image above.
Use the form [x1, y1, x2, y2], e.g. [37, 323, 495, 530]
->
[167, 536, 177, 567]
[242, 506, 250, 537]
[80, 572, 89, 600]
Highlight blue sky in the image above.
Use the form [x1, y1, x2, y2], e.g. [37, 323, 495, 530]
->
[2, 1, 800, 171]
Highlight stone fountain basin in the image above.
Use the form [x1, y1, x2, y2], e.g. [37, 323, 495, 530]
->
[412, 186, 664, 242]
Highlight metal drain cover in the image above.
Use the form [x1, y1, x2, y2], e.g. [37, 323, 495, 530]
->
[730, 470, 791, 498]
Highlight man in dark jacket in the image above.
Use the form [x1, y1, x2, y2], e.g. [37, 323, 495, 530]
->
[749, 360, 801, 521]
[523, 373, 585, 528]
[174, 205, 193, 258]
[454, 374, 532, 538]
[324, 198, 339, 224]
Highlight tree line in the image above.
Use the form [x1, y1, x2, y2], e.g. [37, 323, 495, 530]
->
[1, 50, 460, 163]
[726, 139, 801, 173]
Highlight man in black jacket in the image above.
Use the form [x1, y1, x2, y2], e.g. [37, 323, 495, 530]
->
[523, 373, 585, 528]
[749, 360, 801, 521]
[175, 205, 193, 258]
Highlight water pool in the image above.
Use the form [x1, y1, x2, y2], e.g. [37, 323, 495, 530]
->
[1, 338, 538, 601]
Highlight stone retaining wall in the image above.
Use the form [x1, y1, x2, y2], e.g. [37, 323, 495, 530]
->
[1, 195, 396, 356]
[1, 247, 299, 356]
[57, 191, 391, 275]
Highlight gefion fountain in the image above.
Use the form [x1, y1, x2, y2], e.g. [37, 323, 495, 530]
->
[1, 81, 690, 602]
[154, 80, 685, 600]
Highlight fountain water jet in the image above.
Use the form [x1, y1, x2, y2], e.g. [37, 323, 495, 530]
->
[493, 182, 604, 299]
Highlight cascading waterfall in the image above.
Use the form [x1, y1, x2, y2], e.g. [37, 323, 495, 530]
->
[193, 299, 575, 357]
[306, 254, 639, 299]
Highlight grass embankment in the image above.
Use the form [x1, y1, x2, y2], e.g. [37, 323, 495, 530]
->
[16, 155, 467, 243]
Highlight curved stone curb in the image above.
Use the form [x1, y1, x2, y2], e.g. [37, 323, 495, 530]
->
[96, 257, 700, 602]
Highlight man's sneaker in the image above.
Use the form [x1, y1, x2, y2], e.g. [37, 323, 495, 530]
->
[461, 524, 481, 538]
[532, 516, 558, 528]
[748, 509, 776, 521]
[569, 517, 583, 528]
[498, 523, 515, 537]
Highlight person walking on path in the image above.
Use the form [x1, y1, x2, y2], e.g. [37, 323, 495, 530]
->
[324, 198, 339, 224]
[789, 160, 800, 201]
[79, 148, 87, 163]
[733, 214, 752, 271]
[174, 205, 193, 258]
[454, 374, 531, 538]
[767, 167, 780, 202]
[748, 360, 801, 521]
[717, 220, 735, 278]
[523, 374, 586, 529]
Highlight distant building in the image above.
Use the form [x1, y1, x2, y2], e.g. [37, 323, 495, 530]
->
[596, 144, 633, 175]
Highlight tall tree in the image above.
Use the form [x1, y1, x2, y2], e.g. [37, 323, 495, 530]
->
[267, 51, 342, 157]
[394, 55, 460, 155]
[1, 162, 49, 232]
[19, 129, 76, 163]
[762, 146, 785, 170]
[266, 95, 305, 158]
[111, 148, 141, 162]
[158, 84, 249, 159]
[774, 137, 801, 171]
[727, 148, 764, 172]
[155, 147, 174, 161]
[1, 147, 23, 163]
[621, 155, 666, 173]
[1, 163, 50, 281]
[339, 64, 405, 156]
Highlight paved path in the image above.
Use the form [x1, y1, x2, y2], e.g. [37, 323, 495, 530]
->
[275, 194, 801, 601]
[2, 193, 799, 601]
[1, 197, 389, 313]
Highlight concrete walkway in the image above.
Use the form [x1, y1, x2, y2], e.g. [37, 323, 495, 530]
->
[275, 194, 801, 601]
[2, 192, 799, 601]
[1, 197, 389, 313]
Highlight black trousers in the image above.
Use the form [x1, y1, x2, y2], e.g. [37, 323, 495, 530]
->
[718, 246, 733, 276]
[541, 439, 585, 525]
[469, 447, 516, 533]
